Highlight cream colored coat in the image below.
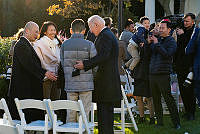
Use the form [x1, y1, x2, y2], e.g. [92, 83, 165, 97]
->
[34, 36, 60, 73]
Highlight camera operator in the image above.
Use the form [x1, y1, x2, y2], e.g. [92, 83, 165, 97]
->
[174, 13, 196, 121]
[147, 20, 180, 129]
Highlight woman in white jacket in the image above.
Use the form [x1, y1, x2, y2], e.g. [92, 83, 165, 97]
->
[34, 21, 62, 100]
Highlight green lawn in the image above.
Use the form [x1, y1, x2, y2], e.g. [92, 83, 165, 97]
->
[94, 106, 200, 134]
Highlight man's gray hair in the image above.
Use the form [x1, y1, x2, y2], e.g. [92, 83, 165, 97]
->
[88, 15, 105, 26]
[24, 21, 38, 32]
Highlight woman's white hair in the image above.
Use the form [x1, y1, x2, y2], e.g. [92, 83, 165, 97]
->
[88, 15, 105, 26]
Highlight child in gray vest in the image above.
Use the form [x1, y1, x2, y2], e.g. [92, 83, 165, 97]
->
[60, 19, 97, 122]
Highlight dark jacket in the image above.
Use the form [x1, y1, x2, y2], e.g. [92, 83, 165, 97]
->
[133, 30, 151, 97]
[9, 37, 46, 99]
[9, 37, 46, 122]
[186, 27, 200, 80]
[131, 24, 147, 45]
[83, 28, 122, 103]
[149, 36, 177, 75]
[174, 25, 195, 72]
[133, 29, 149, 80]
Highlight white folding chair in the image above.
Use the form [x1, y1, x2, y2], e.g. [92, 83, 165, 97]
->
[0, 98, 15, 126]
[46, 99, 94, 134]
[114, 85, 138, 133]
[0, 98, 21, 126]
[0, 124, 18, 134]
[0, 98, 21, 134]
[14, 98, 51, 134]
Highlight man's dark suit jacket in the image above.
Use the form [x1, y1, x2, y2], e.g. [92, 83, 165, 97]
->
[9, 37, 46, 122]
[83, 28, 122, 103]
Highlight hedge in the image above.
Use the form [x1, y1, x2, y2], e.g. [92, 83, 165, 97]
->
[0, 37, 13, 98]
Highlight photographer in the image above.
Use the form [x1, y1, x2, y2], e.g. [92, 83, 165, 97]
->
[147, 21, 180, 129]
[60, 19, 97, 122]
[174, 13, 196, 121]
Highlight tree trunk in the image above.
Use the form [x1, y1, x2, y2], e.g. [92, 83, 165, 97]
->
[157, 0, 172, 16]
[196, 12, 200, 27]
[179, 0, 185, 14]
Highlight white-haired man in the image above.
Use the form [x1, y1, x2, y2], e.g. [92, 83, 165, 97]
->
[75, 15, 122, 134]
[9, 21, 57, 123]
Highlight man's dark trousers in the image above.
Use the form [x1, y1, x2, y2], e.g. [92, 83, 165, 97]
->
[150, 74, 180, 126]
[177, 71, 196, 116]
[97, 102, 114, 134]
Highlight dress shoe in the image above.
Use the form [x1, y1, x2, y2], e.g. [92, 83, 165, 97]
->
[138, 117, 146, 124]
[174, 124, 181, 130]
[187, 114, 195, 121]
[149, 117, 155, 125]
[155, 123, 163, 128]
[182, 113, 188, 119]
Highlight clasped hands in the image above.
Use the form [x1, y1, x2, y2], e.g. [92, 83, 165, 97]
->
[45, 71, 57, 81]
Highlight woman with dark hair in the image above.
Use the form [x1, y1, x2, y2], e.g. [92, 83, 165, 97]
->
[34, 21, 62, 100]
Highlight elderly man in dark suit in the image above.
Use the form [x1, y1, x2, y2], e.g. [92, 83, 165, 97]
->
[9, 21, 57, 123]
[75, 15, 122, 134]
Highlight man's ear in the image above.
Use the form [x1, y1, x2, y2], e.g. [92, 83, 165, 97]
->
[70, 28, 73, 34]
[168, 28, 171, 33]
[81, 29, 86, 35]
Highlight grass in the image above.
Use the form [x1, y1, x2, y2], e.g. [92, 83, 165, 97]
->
[94, 106, 200, 134]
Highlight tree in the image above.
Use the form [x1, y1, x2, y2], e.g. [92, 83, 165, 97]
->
[0, 0, 55, 36]
[157, 0, 172, 16]
[47, 0, 120, 19]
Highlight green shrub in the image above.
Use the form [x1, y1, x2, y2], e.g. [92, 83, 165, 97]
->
[0, 38, 13, 74]
[0, 37, 13, 98]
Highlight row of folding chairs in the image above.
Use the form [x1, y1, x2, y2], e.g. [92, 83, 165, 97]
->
[0, 98, 94, 134]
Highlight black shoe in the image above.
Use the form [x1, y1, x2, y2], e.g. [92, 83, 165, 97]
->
[156, 118, 163, 126]
[174, 124, 181, 130]
[149, 117, 155, 125]
[138, 117, 145, 124]
[187, 114, 195, 121]
[182, 113, 188, 119]
[183, 113, 195, 121]
[155, 123, 163, 128]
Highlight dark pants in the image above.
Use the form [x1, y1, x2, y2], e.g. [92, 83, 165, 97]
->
[97, 102, 114, 134]
[194, 80, 200, 107]
[177, 71, 196, 115]
[150, 74, 180, 126]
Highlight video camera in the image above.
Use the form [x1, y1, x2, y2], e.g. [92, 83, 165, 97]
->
[162, 14, 184, 29]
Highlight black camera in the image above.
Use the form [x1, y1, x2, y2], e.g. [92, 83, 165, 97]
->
[149, 31, 153, 36]
[162, 14, 184, 29]
[72, 68, 80, 77]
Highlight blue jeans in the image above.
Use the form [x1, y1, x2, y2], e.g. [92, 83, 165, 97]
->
[194, 80, 200, 107]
